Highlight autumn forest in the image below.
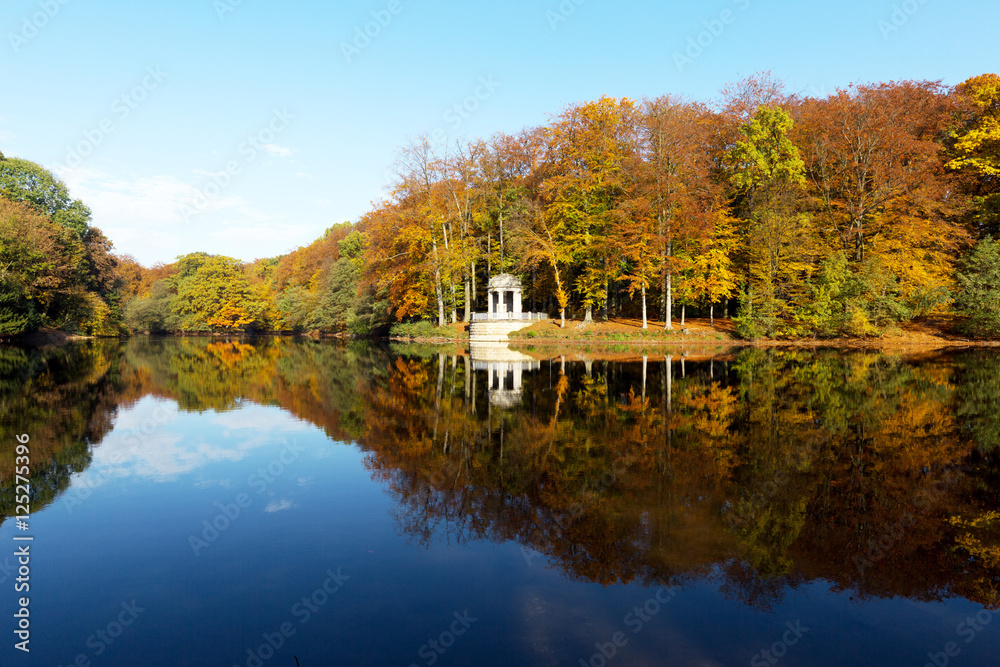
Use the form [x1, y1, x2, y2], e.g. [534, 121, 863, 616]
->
[3, 72, 1000, 341]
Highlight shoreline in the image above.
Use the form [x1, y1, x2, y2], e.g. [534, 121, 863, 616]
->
[393, 316, 1000, 351]
[390, 336, 1000, 350]
[5, 319, 1000, 351]
[1, 328, 93, 348]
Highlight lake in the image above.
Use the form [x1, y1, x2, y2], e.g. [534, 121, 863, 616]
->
[1, 338, 998, 666]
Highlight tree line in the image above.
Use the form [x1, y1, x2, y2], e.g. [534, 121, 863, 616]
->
[3, 72, 1000, 339]
[357, 72, 1000, 338]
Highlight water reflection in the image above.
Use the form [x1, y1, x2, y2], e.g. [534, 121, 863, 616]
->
[469, 341, 541, 407]
[2, 338, 998, 614]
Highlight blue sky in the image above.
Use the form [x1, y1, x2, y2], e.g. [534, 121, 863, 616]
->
[1, 0, 997, 266]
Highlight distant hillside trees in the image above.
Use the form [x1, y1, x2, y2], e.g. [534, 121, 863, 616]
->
[126, 225, 376, 336]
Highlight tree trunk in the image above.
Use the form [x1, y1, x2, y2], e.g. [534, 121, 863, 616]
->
[499, 211, 505, 272]
[661, 270, 667, 323]
[531, 266, 537, 312]
[442, 224, 457, 324]
[710, 303, 714, 328]
[681, 304, 686, 327]
[544, 226, 566, 328]
[584, 305, 593, 324]
[470, 262, 477, 314]
[436, 283, 446, 327]
[431, 238, 446, 327]
[664, 240, 673, 330]
[450, 282, 458, 324]
[641, 285, 648, 330]
[604, 277, 611, 322]
[463, 278, 471, 323]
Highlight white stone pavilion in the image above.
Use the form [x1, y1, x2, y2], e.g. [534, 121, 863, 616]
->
[487, 273, 523, 319]
[469, 274, 547, 342]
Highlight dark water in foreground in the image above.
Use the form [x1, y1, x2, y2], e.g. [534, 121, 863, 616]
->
[0, 338, 998, 666]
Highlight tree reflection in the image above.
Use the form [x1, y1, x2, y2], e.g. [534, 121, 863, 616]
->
[0, 341, 129, 523]
[1, 338, 997, 610]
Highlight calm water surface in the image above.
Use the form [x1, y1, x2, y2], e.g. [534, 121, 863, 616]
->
[1, 338, 998, 666]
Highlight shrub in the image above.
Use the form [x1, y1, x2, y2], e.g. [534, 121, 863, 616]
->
[734, 283, 785, 340]
[347, 315, 371, 337]
[390, 321, 458, 339]
[794, 253, 913, 339]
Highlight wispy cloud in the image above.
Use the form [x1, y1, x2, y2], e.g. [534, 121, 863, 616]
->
[55, 165, 226, 224]
[51, 164, 316, 264]
[264, 499, 295, 513]
[262, 143, 294, 158]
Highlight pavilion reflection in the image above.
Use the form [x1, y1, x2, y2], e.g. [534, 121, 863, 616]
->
[469, 342, 540, 408]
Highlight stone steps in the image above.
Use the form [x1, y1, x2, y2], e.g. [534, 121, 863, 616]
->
[469, 320, 537, 343]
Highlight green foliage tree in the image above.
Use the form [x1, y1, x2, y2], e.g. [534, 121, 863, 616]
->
[954, 237, 1000, 337]
[0, 155, 130, 336]
[125, 280, 175, 332]
[312, 231, 367, 333]
[0, 277, 41, 336]
[275, 286, 317, 332]
[727, 106, 810, 337]
[0, 156, 92, 236]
